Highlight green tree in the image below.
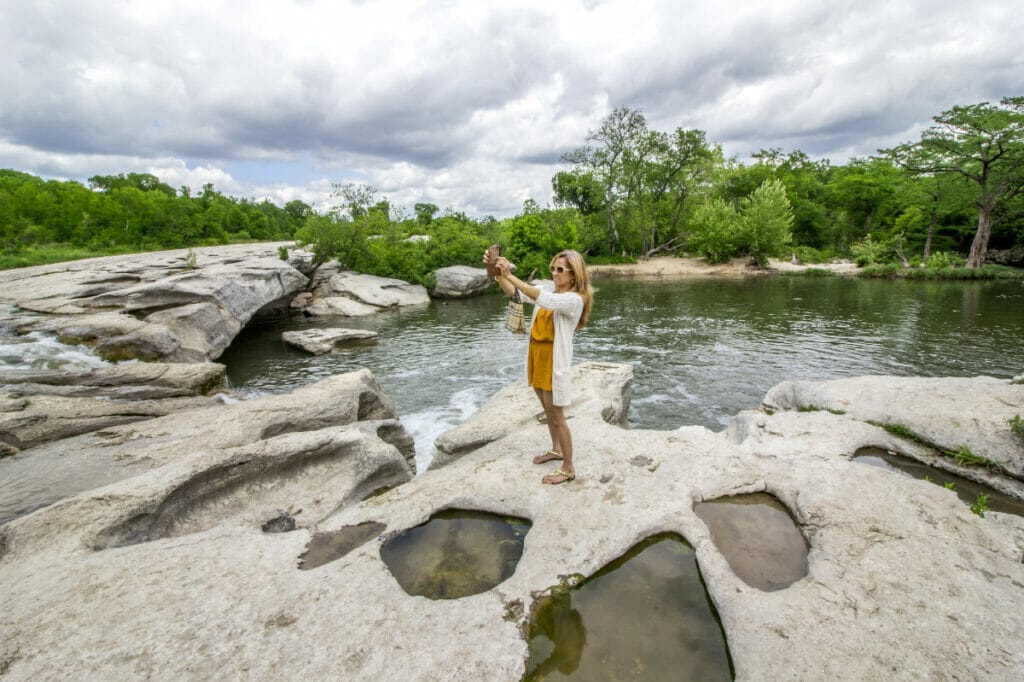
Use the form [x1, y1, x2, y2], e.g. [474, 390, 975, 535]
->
[562, 107, 648, 252]
[414, 202, 439, 227]
[688, 198, 740, 263]
[740, 179, 794, 266]
[884, 96, 1024, 267]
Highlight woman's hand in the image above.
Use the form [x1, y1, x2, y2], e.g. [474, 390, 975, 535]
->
[496, 257, 513, 278]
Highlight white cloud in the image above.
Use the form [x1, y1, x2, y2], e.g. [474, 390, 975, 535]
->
[1, 0, 1021, 217]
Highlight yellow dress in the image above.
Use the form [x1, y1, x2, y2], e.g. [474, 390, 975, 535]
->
[527, 307, 555, 391]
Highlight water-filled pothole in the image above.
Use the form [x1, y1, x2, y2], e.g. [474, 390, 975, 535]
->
[853, 447, 1024, 517]
[524, 533, 732, 680]
[694, 492, 808, 591]
[380, 509, 530, 599]
[299, 521, 386, 570]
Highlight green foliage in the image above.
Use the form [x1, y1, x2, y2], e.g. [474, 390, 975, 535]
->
[883, 96, 1024, 267]
[1, 169, 307, 268]
[850, 234, 887, 266]
[278, 245, 288, 261]
[790, 245, 833, 264]
[859, 263, 1023, 280]
[739, 179, 794, 266]
[1011, 414, 1024, 438]
[970, 493, 990, 518]
[687, 198, 740, 263]
[924, 251, 960, 269]
[943, 481, 955, 490]
[876, 422, 929, 446]
[951, 445, 996, 470]
[784, 267, 836, 278]
[184, 248, 197, 270]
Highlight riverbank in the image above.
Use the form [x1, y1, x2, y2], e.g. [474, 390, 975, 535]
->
[588, 255, 861, 279]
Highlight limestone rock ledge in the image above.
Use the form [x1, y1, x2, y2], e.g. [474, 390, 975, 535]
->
[0, 369, 414, 525]
[0, 370, 1022, 680]
[762, 375, 1024, 486]
[0, 363, 229, 453]
[0, 243, 309, 362]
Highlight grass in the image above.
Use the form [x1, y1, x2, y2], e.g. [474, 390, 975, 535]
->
[970, 493, 990, 518]
[796, 404, 846, 414]
[859, 263, 1024, 280]
[1011, 414, 1023, 439]
[0, 244, 138, 269]
[871, 421, 1010, 476]
[0, 238, 271, 271]
[782, 267, 837, 277]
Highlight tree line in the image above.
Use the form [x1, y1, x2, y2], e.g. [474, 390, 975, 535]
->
[2, 97, 1022, 275]
[0, 170, 310, 263]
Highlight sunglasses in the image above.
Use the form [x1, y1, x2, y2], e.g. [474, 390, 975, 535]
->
[551, 266, 572, 274]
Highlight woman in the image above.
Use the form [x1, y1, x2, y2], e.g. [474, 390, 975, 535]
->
[492, 250, 593, 485]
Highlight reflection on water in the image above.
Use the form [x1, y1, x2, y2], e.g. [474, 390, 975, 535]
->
[379, 509, 530, 599]
[694, 493, 808, 591]
[853, 447, 1024, 517]
[525, 533, 731, 681]
[216, 278, 1024, 469]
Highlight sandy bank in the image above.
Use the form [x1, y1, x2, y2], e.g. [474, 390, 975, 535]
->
[588, 255, 860, 279]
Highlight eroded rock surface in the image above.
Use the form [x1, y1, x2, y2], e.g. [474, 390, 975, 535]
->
[0, 362, 226, 399]
[0, 363, 229, 452]
[0, 369, 413, 524]
[432, 361, 633, 466]
[431, 265, 494, 299]
[1, 369, 1022, 680]
[0, 243, 309, 362]
[302, 271, 430, 319]
[763, 375, 1024, 483]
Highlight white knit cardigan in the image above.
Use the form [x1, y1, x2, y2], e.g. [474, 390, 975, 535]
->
[522, 284, 584, 406]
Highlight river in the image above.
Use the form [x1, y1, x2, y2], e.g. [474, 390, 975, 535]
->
[216, 276, 1024, 471]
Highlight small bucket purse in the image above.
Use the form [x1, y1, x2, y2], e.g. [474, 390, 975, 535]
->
[504, 289, 527, 334]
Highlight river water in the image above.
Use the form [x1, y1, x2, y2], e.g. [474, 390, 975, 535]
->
[216, 276, 1024, 471]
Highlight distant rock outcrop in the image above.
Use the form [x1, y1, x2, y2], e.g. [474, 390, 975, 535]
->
[282, 328, 379, 355]
[431, 265, 494, 299]
[0, 243, 309, 362]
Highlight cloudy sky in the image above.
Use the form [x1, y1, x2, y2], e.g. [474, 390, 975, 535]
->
[2, 0, 1021, 218]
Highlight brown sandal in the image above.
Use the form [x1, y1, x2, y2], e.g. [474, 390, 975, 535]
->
[532, 449, 563, 465]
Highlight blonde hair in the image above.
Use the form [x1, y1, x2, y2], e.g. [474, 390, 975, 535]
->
[550, 249, 593, 328]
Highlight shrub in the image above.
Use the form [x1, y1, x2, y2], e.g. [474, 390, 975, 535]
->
[790, 245, 832, 264]
[688, 198, 740, 264]
[739, 179, 793, 267]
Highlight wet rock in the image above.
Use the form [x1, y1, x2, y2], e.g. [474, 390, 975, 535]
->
[299, 521, 386, 569]
[282, 328, 378, 355]
[430, 265, 494, 299]
[290, 292, 314, 310]
[261, 511, 297, 534]
[432, 361, 632, 466]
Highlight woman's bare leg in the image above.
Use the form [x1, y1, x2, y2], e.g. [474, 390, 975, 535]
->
[534, 388, 563, 458]
[538, 390, 574, 483]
